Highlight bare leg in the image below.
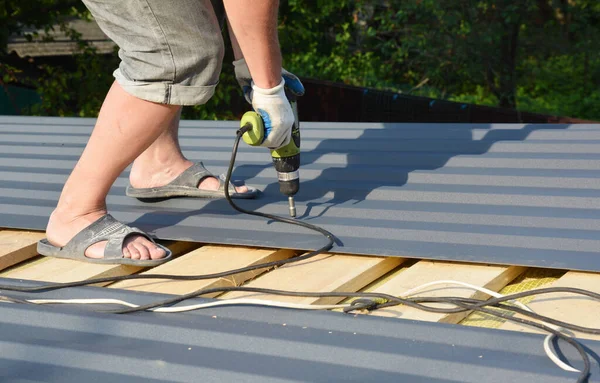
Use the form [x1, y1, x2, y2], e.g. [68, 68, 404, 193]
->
[46, 82, 179, 260]
[128, 109, 248, 193]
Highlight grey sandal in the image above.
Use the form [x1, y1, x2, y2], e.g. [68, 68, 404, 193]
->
[37, 214, 172, 267]
[126, 162, 259, 200]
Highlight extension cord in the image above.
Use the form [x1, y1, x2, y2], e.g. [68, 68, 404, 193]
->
[0, 280, 583, 374]
[0, 127, 597, 382]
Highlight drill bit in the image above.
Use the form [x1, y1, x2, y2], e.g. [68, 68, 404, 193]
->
[288, 196, 297, 218]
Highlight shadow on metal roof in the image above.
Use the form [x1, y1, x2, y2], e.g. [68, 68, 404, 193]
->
[0, 117, 599, 271]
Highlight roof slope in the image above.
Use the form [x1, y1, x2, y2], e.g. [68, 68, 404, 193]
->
[0, 278, 595, 382]
[0, 116, 599, 271]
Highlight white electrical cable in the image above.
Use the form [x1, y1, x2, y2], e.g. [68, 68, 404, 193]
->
[0, 279, 583, 374]
[398, 280, 579, 373]
[0, 297, 349, 313]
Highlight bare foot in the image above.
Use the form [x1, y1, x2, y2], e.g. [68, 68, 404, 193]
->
[129, 160, 249, 193]
[46, 209, 167, 260]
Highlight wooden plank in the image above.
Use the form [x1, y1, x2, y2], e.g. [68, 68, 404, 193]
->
[368, 261, 526, 323]
[500, 271, 600, 341]
[0, 240, 199, 285]
[0, 230, 45, 272]
[109, 245, 297, 296]
[459, 268, 565, 329]
[222, 253, 404, 305]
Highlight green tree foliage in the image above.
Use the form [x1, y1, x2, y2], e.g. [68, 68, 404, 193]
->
[1, 1, 109, 116]
[1, 0, 239, 119]
[279, 0, 600, 119]
[1, 0, 599, 120]
[1, 0, 82, 48]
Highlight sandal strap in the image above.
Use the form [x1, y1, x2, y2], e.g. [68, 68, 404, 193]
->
[167, 162, 213, 188]
[217, 173, 240, 193]
[104, 226, 153, 259]
[62, 214, 154, 260]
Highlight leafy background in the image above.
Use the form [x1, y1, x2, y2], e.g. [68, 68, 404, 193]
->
[2, 0, 599, 120]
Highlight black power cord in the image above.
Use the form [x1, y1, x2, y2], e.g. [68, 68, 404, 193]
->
[224, 124, 337, 255]
[100, 285, 595, 383]
[0, 125, 335, 294]
[0, 127, 598, 382]
[6, 284, 595, 381]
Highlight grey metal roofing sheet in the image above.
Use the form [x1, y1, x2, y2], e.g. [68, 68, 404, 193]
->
[1, 278, 598, 382]
[1, 116, 600, 271]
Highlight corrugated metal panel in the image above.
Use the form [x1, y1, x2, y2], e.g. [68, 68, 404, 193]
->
[1, 116, 599, 271]
[0, 278, 596, 382]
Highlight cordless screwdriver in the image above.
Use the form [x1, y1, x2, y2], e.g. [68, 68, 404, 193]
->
[240, 92, 300, 217]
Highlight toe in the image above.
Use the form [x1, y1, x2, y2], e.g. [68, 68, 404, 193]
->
[235, 184, 249, 193]
[132, 240, 151, 260]
[127, 243, 141, 260]
[149, 244, 167, 260]
[198, 176, 250, 195]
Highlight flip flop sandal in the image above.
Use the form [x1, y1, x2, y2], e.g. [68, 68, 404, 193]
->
[125, 162, 260, 200]
[37, 214, 172, 267]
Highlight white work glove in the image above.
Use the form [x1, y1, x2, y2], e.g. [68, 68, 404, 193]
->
[233, 58, 305, 104]
[251, 78, 295, 149]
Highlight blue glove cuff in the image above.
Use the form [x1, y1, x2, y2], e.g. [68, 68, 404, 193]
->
[282, 73, 305, 96]
[257, 109, 273, 141]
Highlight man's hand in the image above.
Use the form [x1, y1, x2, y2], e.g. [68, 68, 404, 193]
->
[251, 78, 295, 149]
[234, 58, 305, 104]
[223, 0, 301, 150]
[233, 58, 305, 149]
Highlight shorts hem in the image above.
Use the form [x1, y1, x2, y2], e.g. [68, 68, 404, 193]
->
[114, 70, 217, 106]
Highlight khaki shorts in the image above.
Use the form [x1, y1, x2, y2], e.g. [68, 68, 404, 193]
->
[83, 0, 225, 105]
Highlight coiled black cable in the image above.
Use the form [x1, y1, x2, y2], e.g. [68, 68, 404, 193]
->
[0, 127, 597, 382]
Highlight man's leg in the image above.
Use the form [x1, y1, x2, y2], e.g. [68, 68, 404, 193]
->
[43, 0, 231, 261]
[46, 82, 178, 260]
[129, 109, 248, 193]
